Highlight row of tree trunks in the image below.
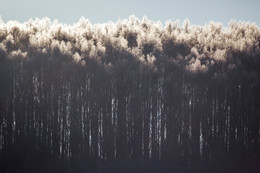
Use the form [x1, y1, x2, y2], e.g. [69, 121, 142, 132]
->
[0, 54, 259, 172]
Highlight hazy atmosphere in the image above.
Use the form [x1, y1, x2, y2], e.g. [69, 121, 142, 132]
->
[1, 0, 260, 26]
[0, 1, 259, 173]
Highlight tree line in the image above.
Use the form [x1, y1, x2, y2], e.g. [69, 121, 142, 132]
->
[0, 16, 260, 172]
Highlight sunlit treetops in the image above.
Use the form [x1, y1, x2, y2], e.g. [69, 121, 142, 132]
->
[0, 15, 260, 74]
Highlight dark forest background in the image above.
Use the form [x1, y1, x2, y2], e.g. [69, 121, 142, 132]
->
[0, 17, 260, 173]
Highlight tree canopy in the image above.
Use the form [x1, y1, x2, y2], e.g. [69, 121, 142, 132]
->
[0, 16, 260, 173]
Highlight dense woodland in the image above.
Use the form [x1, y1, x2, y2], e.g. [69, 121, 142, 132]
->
[0, 16, 260, 173]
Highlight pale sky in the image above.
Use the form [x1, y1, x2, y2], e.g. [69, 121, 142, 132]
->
[0, 0, 259, 26]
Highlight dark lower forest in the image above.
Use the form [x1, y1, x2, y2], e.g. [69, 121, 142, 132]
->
[0, 17, 260, 173]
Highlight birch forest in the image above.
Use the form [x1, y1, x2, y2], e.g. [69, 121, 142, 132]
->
[0, 16, 260, 172]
